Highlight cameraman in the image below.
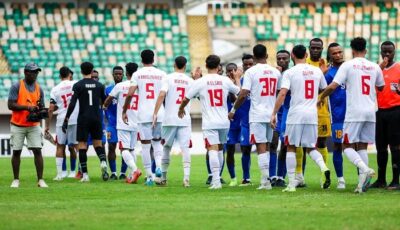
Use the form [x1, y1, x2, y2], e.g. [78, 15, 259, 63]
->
[8, 63, 48, 188]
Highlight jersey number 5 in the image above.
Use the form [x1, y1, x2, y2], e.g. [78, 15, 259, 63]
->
[176, 87, 185, 104]
[208, 89, 223, 107]
[361, 75, 370, 95]
[146, 83, 155, 99]
[259, 77, 277, 96]
[61, 93, 72, 108]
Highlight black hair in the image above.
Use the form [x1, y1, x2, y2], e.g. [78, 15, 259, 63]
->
[253, 44, 267, 59]
[292, 45, 307, 59]
[81, 62, 94, 75]
[350, 37, 367, 52]
[141, 49, 155, 64]
[226, 63, 237, 69]
[327, 42, 341, 62]
[276, 50, 290, 56]
[381, 40, 395, 49]
[113, 66, 123, 72]
[175, 56, 187, 69]
[310, 38, 323, 46]
[125, 62, 138, 76]
[205, 55, 221, 69]
[242, 54, 253, 61]
[92, 70, 99, 74]
[59, 66, 71, 78]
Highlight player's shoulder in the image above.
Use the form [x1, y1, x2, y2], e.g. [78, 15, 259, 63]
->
[106, 84, 114, 91]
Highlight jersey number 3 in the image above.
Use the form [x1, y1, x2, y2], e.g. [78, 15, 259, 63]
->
[176, 87, 185, 104]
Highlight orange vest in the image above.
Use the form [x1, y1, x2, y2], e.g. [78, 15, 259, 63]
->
[11, 79, 41, 127]
[377, 62, 400, 109]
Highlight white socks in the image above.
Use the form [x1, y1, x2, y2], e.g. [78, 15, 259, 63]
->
[309, 150, 329, 172]
[257, 152, 270, 182]
[357, 149, 368, 168]
[151, 140, 163, 169]
[56, 157, 63, 175]
[344, 148, 369, 173]
[141, 143, 153, 178]
[286, 152, 296, 187]
[162, 146, 171, 179]
[218, 150, 224, 172]
[209, 150, 220, 184]
[181, 146, 191, 181]
[122, 150, 137, 172]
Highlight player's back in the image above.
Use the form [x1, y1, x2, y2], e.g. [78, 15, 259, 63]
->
[243, 63, 281, 123]
[283, 64, 326, 124]
[132, 66, 166, 123]
[163, 72, 193, 126]
[73, 78, 105, 122]
[333, 57, 384, 122]
[187, 74, 239, 130]
[112, 80, 138, 131]
[51, 80, 79, 126]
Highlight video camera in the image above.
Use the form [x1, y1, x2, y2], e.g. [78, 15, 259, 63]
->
[27, 98, 49, 122]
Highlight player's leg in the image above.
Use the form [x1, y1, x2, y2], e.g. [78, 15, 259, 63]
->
[269, 130, 279, 185]
[250, 122, 271, 190]
[138, 123, 155, 185]
[317, 116, 331, 165]
[54, 126, 67, 180]
[370, 110, 388, 188]
[331, 123, 345, 188]
[204, 129, 223, 189]
[158, 126, 176, 185]
[205, 151, 212, 184]
[276, 139, 287, 187]
[152, 122, 163, 180]
[177, 126, 191, 187]
[10, 125, 26, 187]
[89, 121, 109, 181]
[66, 125, 78, 178]
[120, 130, 141, 184]
[226, 128, 239, 186]
[284, 124, 305, 192]
[27, 125, 47, 187]
[388, 145, 400, 189]
[240, 125, 252, 185]
[295, 147, 305, 186]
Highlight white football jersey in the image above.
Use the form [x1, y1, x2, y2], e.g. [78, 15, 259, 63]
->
[333, 57, 384, 122]
[109, 80, 138, 131]
[186, 74, 240, 130]
[50, 80, 79, 126]
[242, 63, 281, 123]
[161, 72, 193, 126]
[130, 66, 166, 123]
[281, 64, 327, 125]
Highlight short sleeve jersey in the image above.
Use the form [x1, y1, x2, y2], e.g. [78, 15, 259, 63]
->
[281, 64, 327, 125]
[242, 63, 281, 123]
[130, 66, 166, 123]
[325, 66, 346, 124]
[109, 80, 138, 131]
[50, 80, 79, 126]
[185, 74, 240, 130]
[333, 57, 385, 122]
[105, 84, 118, 128]
[161, 72, 193, 127]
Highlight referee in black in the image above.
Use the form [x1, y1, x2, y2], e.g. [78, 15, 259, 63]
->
[63, 62, 109, 182]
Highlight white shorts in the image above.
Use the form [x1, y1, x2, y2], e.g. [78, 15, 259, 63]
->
[162, 126, 191, 147]
[118, 129, 138, 150]
[343, 122, 375, 144]
[203, 129, 228, 147]
[138, 122, 162, 141]
[285, 124, 317, 148]
[56, 125, 77, 146]
[249, 122, 273, 144]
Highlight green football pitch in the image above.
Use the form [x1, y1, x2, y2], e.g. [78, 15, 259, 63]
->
[0, 154, 399, 230]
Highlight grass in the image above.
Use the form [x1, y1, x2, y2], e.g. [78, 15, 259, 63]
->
[0, 154, 399, 230]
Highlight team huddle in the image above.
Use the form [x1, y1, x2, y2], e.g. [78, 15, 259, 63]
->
[45, 37, 400, 193]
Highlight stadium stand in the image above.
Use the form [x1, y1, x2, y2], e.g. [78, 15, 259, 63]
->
[207, 1, 400, 63]
[0, 2, 189, 99]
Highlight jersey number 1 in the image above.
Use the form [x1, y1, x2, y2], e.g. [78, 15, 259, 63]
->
[88, 90, 93, 106]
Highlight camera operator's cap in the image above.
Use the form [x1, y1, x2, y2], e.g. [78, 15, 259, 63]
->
[24, 63, 41, 72]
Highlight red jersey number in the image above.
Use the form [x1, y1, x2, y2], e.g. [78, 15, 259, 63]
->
[208, 89, 223, 107]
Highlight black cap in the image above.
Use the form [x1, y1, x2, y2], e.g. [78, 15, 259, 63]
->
[24, 63, 41, 72]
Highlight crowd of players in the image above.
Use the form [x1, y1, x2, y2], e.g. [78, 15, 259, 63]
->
[41, 36, 400, 193]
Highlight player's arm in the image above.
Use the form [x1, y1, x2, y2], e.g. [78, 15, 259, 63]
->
[178, 97, 190, 118]
[271, 88, 288, 129]
[375, 67, 385, 92]
[122, 85, 137, 123]
[45, 99, 57, 133]
[103, 95, 115, 109]
[152, 90, 166, 126]
[228, 88, 249, 121]
[318, 82, 339, 106]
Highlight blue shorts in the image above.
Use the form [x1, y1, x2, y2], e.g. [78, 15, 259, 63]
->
[279, 108, 289, 142]
[331, 122, 344, 143]
[240, 126, 251, 146]
[106, 126, 118, 143]
[87, 131, 106, 146]
[227, 129, 241, 145]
